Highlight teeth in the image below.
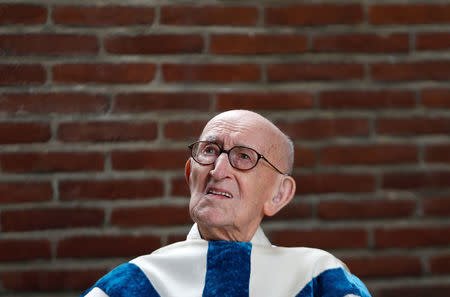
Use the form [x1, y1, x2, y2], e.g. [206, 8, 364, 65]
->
[208, 189, 232, 198]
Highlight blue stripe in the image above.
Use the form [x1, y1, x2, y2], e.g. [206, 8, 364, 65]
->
[202, 241, 252, 297]
[295, 267, 372, 297]
[80, 263, 160, 297]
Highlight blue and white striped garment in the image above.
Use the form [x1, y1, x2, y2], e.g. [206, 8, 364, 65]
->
[81, 224, 371, 297]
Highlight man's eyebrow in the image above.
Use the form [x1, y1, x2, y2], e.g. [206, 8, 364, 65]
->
[203, 136, 218, 142]
[200, 136, 261, 151]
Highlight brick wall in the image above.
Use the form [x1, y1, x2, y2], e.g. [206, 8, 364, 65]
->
[0, 1, 449, 296]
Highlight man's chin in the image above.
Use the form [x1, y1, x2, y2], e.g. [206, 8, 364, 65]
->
[191, 209, 231, 229]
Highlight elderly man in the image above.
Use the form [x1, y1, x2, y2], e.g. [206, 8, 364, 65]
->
[81, 110, 371, 297]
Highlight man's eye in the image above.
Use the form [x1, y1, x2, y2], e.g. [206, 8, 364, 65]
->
[239, 153, 251, 160]
[204, 147, 217, 154]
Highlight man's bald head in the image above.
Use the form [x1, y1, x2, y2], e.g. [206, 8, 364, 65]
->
[201, 110, 294, 175]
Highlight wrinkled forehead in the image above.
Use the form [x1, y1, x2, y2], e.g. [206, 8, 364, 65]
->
[200, 116, 272, 152]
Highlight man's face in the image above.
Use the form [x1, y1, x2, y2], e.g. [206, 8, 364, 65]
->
[187, 113, 281, 241]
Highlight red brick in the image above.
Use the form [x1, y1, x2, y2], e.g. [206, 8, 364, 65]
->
[0, 4, 46, 25]
[2, 208, 104, 232]
[1, 269, 107, 291]
[52, 63, 156, 84]
[58, 121, 157, 142]
[113, 92, 210, 112]
[378, 117, 450, 135]
[321, 145, 418, 165]
[320, 90, 416, 109]
[171, 177, 190, 196]
[0, 152, 104, 173]
[417, 33, 450, 50]
[277, 118, 369, 140]
[59, 178, 164, 200]
[271, 229, 368, 249]
[429, 254, 450, 274]
[167, 234, 187, 245]
[216, 92, 313, 111]
[370, 4, 450, 24]
[293, 173, 375, 194]
[57, 235, 160, 258]
[162, 64, 260, 82]
[53, 6, 154, 26]
[112, 150, 189, 170]
[344, 256, 422, 277]
[314, 33, 409, 53]
[383, 171, 450, 190]
[294, 147, 316, 167]
[161, 6, 257, 26]
[111, 205, 191, 227]
[372, 284, 450, 297]
[0, 34, 98, 55]
[421, 89, 450, 107]
[105, 34, 203, 54]
[423, 196, 450, 217]
[0, 122, 50, 144]
[375, 226, 450, 248]
[268, 63, 364, 81]
[266, 4, 363, 26]
[164, 120, 207, 141]
[210, 34, 307, 54]
[0, 182, 52, 203]
[371, 61, 450, 81]
[0, 64, 45, 85]
[318, 199, 416, 220]
[0, 93, 108, 114]
[426, 145, 450, 163]
[264, 202, 312, 221]
[0, 239, 50, 262]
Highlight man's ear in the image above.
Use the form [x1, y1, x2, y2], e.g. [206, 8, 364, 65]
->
[263, 176, 296, 217]
[185, 158, 192, 184]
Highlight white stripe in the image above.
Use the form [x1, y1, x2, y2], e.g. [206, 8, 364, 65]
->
[83, 287, 109, 297]
[250, 245, 344, 297]
[132, 240, 208, 297]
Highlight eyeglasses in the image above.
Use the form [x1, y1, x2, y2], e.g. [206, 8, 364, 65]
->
[188, 141, 287, 175]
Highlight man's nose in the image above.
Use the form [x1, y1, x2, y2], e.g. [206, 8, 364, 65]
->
[210, 152, 232, 179]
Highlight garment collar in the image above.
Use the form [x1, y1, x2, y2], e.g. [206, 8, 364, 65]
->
[186, 223, 271, 247]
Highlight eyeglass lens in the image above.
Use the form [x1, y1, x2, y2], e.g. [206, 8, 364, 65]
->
[191, 142, 258, 170]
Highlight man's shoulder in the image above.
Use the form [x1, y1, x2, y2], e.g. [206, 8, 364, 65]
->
[259, 245, 345, 270]
[134, 238, 207, 260]
[137, 239, 343, 273]
[81, 262, 160, 297]
[251, 245, 371, 297]
[268, 245, 336, 257]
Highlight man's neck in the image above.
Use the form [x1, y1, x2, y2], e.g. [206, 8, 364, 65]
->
[197, 224, 258, 242]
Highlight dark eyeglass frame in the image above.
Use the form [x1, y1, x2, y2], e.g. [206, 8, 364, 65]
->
[188, 141, 288, 176]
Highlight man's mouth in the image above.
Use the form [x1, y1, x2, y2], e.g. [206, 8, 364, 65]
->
[207, 189, 233, 199]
